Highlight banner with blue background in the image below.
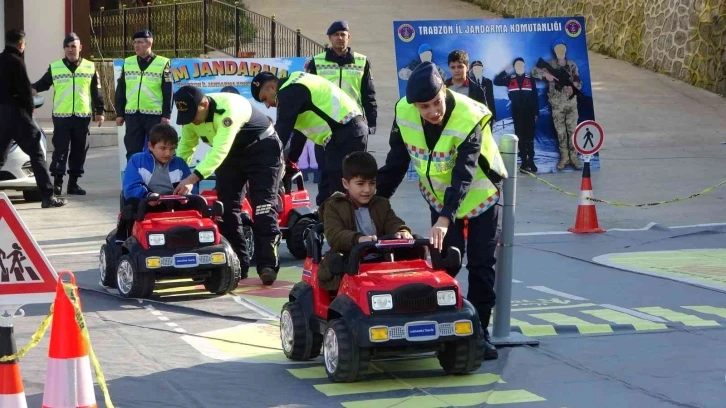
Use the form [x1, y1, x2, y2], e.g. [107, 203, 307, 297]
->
[392, 16, 599, 176]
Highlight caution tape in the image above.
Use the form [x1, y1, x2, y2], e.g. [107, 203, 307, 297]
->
[520, 170, 726, 207]
[0, 283, 114, 408]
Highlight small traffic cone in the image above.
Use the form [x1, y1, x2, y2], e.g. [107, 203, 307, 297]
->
[42, 271, 97, 408]
[568, 160, 605, 234]
[0, 325, 28, 408]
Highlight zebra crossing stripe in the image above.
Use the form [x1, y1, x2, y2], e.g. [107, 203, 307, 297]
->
[340, 390, 546, 408]
[313, 373, 501, 397]
[682, 306, 726, 319]
[511, 303, 597, 312]
[528, 313, 614, 334]
[635, 307, 720, 327]
[580, 309, 668, 331]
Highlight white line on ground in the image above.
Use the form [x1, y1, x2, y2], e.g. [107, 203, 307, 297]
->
[231, 294, 279, 320]
[140, 303, 190, 334]
[527, 286, 589, 301]
[512, 279, 522, 283]
[45, 249, 98, 257]
[598, 304, 668, 323]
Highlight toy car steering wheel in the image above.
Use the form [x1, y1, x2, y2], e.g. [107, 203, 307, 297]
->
[376, 234, 406, 262]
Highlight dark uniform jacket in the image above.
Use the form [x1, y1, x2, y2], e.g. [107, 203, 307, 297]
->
[493, 71, 539, 120]
[306, 47, 377, 128]
[32, 58, 105, 116]
[114, 53, 173, 119]
[445, 77, 494, 130]
[0, 46, 34, 115]
[318, 192, 411, 290]
[377, 90, 496, 222]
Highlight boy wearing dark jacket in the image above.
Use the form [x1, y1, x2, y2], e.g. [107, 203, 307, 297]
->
[116, 123, 192, 242]
[319, 151, 412, 290]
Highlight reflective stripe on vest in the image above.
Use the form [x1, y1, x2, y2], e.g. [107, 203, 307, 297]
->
[123, 55, 169, 115]
[313, 51, 366, 108]
[50, 59, 96, 118]
[278, 71, 362, 146]
[395, 91, 507, 219]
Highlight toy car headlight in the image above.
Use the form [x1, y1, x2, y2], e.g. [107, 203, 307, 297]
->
[148, 234, 165, 246]
[371, 294, 393, 311]
[437, 290, 456, 306]
[198, 231, 215, 243]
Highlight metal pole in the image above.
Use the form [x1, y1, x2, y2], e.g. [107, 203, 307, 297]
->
[490, 134, 539, 347]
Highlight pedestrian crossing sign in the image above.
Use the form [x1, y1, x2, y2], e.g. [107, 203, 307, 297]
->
[0, 193, 58, 306]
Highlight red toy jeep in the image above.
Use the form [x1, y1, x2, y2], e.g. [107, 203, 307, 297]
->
[99, 195, 242, 299]
[200, 168, 318, 260]
[280, 224, 487, 383]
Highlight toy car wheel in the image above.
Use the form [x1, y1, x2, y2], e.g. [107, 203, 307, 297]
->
[243, 225, 255, 261]
[99, 244, 117, 288]
[437, 328, 486, 375]
[323, 319, 369, 382]
[287, 217, 317, 259]
[204, 248, 241, 295]
[280, 301, 317, 361]
[116, 255, 155, 299]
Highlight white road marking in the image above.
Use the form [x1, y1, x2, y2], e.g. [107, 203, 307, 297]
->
[527, 286, 589, 301]
[139, 302, 189, 334]
[512, 279, 523, 283]
[231, 294, 279, 320]
[598, 304, 668, 323]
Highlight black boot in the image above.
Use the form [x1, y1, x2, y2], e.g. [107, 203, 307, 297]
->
[481, 309, 499, 360]
[41, 195, 68, 208]
[259, 267, 277, 286]
[53, 176, 63, 196]
[67, 176, 86, 195]
[527, 141, 538, 173]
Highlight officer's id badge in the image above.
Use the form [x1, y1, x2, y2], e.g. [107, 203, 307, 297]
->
[223, 117, 233, 127]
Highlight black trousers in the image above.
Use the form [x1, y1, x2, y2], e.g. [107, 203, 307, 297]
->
[124, 114, 161, 161]
[513, 113, 536, 166]
[315, 119, 368, 206]
[50, 116, 90, 177]
[430, 202, 502, 325]
[0, 105, 54, 199]
[216, 135, 283, 273]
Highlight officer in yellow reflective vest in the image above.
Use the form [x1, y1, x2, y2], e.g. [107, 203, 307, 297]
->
[172, 86, 284, 286]
[114, 30, 173, 161]
[32, 33, 105, 196]
[305, 20, 377, 208]
[377, 62, 507, 360]
[251, 71, 368, 205]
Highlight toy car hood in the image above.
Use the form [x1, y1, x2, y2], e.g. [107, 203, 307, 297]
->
[358, 264, 457, 288]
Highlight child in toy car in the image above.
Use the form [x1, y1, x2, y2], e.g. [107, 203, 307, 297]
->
[116, 124, 193, 242]
[318, 151, 419, 291]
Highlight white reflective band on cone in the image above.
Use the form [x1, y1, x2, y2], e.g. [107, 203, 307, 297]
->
[42, 356, 96, 408]
[579, 189, 595, 206]
[0, 392, 28, 408]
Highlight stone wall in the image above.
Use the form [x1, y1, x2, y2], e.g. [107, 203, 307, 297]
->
[464, 0, 726, 96]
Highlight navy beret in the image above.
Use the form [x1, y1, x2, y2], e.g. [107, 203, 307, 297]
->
[406, 62, 444, 104]
[173, 85, 205, 125]
[133, 30, 153, 40]
[250, 71, 278, 102]
[327, 20, 349, 36]
[513, 57, 525, 65]
[63, 32, 80, 47]
[470, 60, 483, 68]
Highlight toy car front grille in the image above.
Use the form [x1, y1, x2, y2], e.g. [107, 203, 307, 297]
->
[165, 227, 201, 249]
[392, 291, 438, 314]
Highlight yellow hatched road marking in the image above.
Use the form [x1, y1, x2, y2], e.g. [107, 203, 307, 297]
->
[682, 306, 726, 319]
[511, 303, 597, 312]
[509, 318, 557, 337]
[341, 390, 546, 407]
[580, 309, 668, 331]
[314, 373, 501, 397]
[635, 307, 720, 327]
[528, 313, 613, 334]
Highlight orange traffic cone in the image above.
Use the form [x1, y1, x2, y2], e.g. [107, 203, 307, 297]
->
[568, 160, 605, 234]
[0, 325, 28, 408]
[42, 271, 97, 408]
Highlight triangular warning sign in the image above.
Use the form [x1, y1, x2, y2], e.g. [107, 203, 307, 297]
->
[0, 193, 58, 306]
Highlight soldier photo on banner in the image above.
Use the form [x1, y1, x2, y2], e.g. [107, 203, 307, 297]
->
[392, 16, 597, 175]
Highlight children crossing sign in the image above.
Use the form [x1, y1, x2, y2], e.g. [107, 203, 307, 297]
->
[0, 193, 58, 306]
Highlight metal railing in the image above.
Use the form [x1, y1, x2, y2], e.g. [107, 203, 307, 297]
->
[90, 0, 324, 59]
